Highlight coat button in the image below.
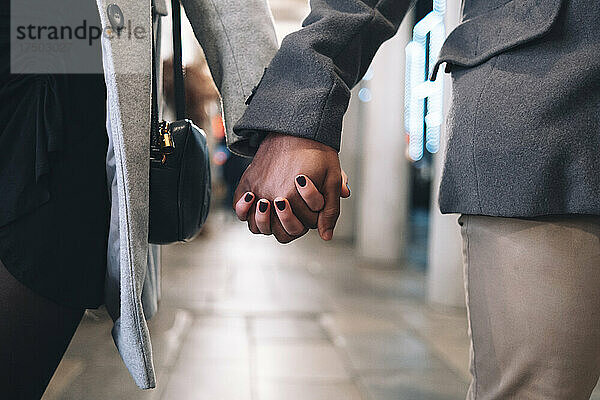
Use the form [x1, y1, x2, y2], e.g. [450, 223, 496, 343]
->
[107, 4, 125, 30]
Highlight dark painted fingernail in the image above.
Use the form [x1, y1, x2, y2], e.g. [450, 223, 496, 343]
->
[258, 201, 268, 213]
[275, 200, 286, 211]
[296, 175, 307, 187]
[244, 193, 254, 202]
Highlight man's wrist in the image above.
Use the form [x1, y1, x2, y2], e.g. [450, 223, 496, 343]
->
[257, 132, 339, 155]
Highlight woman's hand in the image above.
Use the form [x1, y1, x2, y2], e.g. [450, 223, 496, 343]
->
[235, 169, 350, 242]
[233, 133, 344, 243]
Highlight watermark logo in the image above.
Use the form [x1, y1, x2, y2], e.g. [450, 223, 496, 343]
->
[11, 0, 147, 74]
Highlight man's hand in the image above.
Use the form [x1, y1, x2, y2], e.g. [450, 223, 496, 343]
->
[233, 133, 342, 243]
[235, 172, 350, 243]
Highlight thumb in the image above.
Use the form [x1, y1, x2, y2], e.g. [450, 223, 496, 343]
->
[317, 171, 341, 241]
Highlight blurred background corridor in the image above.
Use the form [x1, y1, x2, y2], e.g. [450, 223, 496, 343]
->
[43, 211, 470, 400]
[38, 0, 600, 399]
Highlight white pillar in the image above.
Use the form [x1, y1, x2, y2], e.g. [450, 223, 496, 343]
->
[355, 14, 413, 263]
[335, 91, 361, 240]
[426, 0, 465, 308]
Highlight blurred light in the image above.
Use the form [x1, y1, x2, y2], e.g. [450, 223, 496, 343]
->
[405, 41, 425, 161]
[404, 0, 446, 161]
[358, 88, 372, 102]
[213, 144, 229, 166]
[211, 114, 225, 139]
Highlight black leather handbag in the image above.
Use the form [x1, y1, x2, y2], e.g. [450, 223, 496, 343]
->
[148, 0, 211, 244]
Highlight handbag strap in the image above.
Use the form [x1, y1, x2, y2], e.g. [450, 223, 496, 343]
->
[151, 0, 186, 133]
[171, 0, 186, 120]
[151, 10, 160, 145]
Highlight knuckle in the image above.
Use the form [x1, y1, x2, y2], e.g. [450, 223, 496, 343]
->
[323, 208, 340, 219]
[311, 201, 325, 212]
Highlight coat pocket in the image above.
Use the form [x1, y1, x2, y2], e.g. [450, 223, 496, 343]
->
[431, 0, 564, 79]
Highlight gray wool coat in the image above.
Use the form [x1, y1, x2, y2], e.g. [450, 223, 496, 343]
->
[236, 0, 600, 217]
[94, 0, 277, 389]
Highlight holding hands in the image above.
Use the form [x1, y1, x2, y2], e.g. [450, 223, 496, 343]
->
[233, 133, 350, 243]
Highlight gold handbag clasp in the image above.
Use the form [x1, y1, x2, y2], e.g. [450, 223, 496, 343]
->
[159, 121, 175, 155]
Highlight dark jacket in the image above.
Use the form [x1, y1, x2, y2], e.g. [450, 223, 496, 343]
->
[235, 0, 600, 217]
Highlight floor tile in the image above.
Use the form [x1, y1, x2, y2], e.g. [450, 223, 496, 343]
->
[45, 211, 470, 400]
[320, 312, 400, 336]
[257, 380, 363, 400]
[255, 342, 350, 380]
[176, 324, 249, 366]
[395, 303, 470, 380]
[53, 365, 165, 400]
[361, 370, 468, 400]
[339, 332, 448, 372]
[252, 317, 326, 341]
[162, 365, 251, 400]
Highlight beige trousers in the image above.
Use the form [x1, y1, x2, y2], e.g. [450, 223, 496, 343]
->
[460, 215, 600, 400]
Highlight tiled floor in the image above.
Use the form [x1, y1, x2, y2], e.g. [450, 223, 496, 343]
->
[43, 211, 473, 400]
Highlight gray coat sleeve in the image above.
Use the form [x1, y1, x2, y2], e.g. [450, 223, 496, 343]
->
[180, 0, 279, 157]
[234, 0, 413, 153]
